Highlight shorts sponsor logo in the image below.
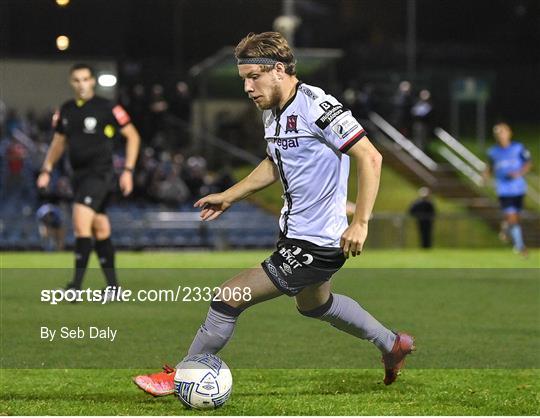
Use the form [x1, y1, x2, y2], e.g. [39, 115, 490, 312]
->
[83, 117, 97, 133]
[84, 196, 92, 205]
[279, 246, 314, 269]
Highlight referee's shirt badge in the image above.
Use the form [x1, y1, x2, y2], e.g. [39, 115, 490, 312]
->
[83, 117, 97, 133]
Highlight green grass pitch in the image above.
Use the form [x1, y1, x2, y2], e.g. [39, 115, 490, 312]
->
[1, 249, 539, 415]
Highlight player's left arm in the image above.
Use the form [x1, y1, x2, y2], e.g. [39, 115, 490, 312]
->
[510, 145, 532, 178]
[110, 100, 141, 197]
[340, 137, 382, 258]
[118, 123, 141, 196]
[307, 95, 381, 257]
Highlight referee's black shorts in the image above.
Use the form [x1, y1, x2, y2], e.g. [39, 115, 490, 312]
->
[261, 233, 346, 296]
[73, 170, 114, 214]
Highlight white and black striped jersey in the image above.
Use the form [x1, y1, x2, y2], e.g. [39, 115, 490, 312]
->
[263, 82, 366, 247]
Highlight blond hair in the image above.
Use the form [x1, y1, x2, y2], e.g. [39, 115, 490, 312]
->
[235, 32, 296, 75]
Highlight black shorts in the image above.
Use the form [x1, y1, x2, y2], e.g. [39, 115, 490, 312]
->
[499, 195, 524, 214]
[73, 171, 114, 214]
[261, 234, 346, 296]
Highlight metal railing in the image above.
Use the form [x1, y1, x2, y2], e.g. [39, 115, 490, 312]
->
[434, 128, 486, 172]
[368, 112, 438, 171]
[437, 146, 484, 187]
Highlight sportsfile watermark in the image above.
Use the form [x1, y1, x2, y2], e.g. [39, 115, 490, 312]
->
[1, 268, 538, 369]
[41, 286, 253, 305]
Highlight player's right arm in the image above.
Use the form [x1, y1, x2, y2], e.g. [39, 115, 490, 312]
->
[194, 157, 279, 221]
[36, 132, 67, 189]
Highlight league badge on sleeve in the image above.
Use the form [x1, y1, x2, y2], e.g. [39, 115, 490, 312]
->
[332, 115, 359, 139]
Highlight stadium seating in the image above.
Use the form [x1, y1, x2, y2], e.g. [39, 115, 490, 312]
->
[0, 199, 279, 250]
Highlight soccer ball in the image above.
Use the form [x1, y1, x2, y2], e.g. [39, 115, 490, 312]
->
[174, 353, 233, 410]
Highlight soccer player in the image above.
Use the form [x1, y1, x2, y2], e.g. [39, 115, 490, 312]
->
[484, 122, 532, 256]
[133, 32, 414, 395]
[37, 63, 140, 295]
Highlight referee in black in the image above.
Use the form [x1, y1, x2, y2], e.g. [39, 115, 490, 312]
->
[37, 63, 140, 297]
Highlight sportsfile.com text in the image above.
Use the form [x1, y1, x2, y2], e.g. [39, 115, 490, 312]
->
[40, 286, 253, 305]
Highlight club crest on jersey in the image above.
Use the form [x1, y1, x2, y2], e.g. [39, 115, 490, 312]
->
[83, 117, 97, 133]
[285, 114, 298, 133]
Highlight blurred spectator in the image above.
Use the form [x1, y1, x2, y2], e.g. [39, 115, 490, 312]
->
[134, 147, 158, 200]
[390, 80, 413, 137]
[408, 187, 436, 249]
[411, 89, 434, 150]
[36, 203, 65, 251]
[201, 165, 235, 196]
[126, 84, 149, 143]
[148, 84, 169, 137]
[2, 138, 33, 203]
[169, 81, 191, 122]
[153, 163, 190, 206]
[183, 155, 208, 199]
[0, 99, 7, 137]
[22, 109, 40, 139]
[342, 82, 374, 120]
[5, 109, 23, 136]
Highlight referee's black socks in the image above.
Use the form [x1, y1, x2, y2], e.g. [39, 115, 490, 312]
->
[71, 237, 92, 289]
[95, 237, 118, 287]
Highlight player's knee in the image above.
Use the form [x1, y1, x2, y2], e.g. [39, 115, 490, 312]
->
[92, 217, 111, 239]
[73, 223, 92, 237]
[297, 293, 334, 319]
[93, 227, 110, 240]
[506, 214, 519, 224]
[210, 300, 245, 317]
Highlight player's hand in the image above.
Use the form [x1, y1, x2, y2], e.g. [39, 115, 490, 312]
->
[36, 172, 51, 190]
[194, 193, 232, 221]
[340, 222, 368, 258]
[508, 171, 522, 179]
[119, 170, 133, 196]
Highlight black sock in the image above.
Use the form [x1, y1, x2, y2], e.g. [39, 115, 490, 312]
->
[71, 237, 92, 289]
[95, 237, 118, 287]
